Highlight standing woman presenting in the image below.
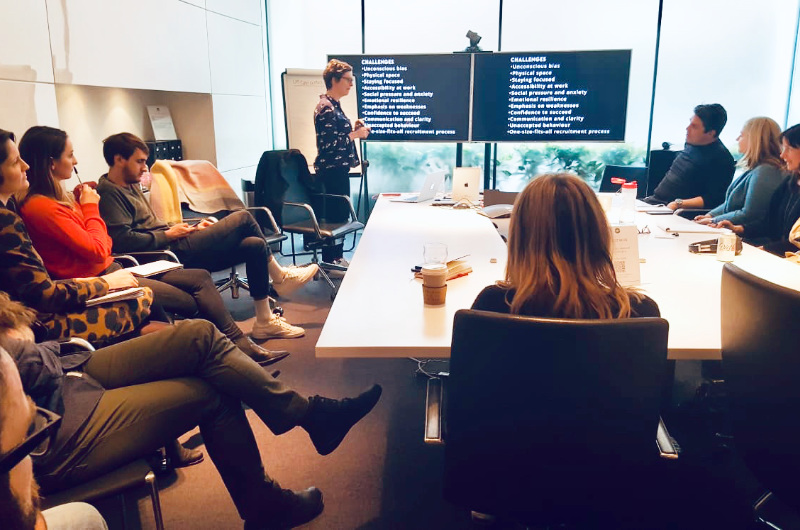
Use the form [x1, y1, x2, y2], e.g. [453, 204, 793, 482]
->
[313, 59, 370, 270]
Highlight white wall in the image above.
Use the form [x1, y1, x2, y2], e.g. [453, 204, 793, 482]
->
[0, 0, 270, 197]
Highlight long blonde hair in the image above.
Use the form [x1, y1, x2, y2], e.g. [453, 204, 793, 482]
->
[504, 172, 635, 318]
[739, 117, 782, 170]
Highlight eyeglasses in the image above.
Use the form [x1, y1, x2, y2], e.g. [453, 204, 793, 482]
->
[638, 225, 651, 235]
[0, 407, 61, 474]
[340, 76, 355, 85]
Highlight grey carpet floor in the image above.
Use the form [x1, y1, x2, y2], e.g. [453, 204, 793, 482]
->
[79, 255, 791, 530]
[93, 260, 473, 530]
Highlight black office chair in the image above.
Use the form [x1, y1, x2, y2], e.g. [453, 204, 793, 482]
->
[598, 164, 648, 199]
[648, 146, 681, 197]
[721, 263, 800, 527]
[426, 309, 678, 528]
[254, 149, 364, 299]
[41, 459, 164, 530]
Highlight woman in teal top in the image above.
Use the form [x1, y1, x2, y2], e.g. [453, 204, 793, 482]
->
[695, 116, 786, 227]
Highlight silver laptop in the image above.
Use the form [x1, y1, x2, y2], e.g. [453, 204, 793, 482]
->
[391, 170, 446, 203]
[452, 167, 481, 203]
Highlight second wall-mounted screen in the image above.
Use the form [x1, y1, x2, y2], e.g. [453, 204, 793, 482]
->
[472, 50, 631, 142]
[333, 54, 472, 141]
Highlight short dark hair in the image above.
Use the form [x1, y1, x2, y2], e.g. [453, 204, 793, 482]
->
[102, 133, 149, 166]
[694, 104, 727, 136]
[0, 129, 17, 186]
[323, 59, 353, 90]
[780, 123, 800, 148]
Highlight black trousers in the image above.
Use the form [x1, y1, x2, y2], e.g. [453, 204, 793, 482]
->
[106, 263, 245, 343]
[313, 166, 351, 262]
[172, 210, 271, 299]
[37, 320, 309, 521]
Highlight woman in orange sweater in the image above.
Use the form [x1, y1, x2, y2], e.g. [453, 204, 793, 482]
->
[16, 126, 287, 365]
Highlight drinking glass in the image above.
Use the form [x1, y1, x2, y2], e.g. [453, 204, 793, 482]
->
[423, 242, 448, 265]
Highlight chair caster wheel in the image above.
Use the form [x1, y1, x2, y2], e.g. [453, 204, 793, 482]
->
[272, 306, 284, 317]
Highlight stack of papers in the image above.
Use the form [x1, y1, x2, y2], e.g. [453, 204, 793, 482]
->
[86, 287, 146, 307]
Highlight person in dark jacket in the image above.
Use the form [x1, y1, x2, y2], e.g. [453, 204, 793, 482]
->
[0, 292, 382, 529]
[312, 59, 370, 270]
[644, 104, 735, 210]
[0, 343, 109, 530]
[96, 132, 318, 341]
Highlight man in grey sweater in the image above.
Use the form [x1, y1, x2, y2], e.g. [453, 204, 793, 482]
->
[97, 133, 317, 341]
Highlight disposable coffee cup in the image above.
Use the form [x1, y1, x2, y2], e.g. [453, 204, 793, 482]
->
[423, 284, 447, 305]
[421, 264, 448, 288]
[716, 233, 736, 262]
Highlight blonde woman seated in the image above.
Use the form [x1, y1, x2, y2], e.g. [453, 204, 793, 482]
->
[472, 172, 659, 319]
[694, 117, 786, 227]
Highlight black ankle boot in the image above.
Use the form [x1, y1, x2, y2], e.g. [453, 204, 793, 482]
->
[302, 384, 382, 456]
[243, 485, 323, 529]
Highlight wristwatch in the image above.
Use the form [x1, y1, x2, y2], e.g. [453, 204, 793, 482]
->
[674, 198, 684, 208]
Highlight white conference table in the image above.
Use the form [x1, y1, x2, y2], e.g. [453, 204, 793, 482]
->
[316, 196, 800, 360]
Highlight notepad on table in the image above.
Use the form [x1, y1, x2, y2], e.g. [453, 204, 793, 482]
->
[125, 260, 184, 277]
[86, 287, 147, 307]
[414, 259, 473, 281]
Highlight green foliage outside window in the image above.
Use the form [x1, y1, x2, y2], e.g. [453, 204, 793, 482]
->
[360, 142, 649, 207]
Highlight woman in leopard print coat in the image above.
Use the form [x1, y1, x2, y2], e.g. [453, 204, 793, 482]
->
[0, 129, 153, 343]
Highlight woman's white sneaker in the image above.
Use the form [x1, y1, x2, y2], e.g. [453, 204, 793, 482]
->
[272, 264, 319, 297]
[251, 316, 305, 340]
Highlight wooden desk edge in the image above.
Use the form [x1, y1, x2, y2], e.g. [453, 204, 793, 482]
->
[316, 345, 451, 358]
[316, 345, 720, 361]
[667, 347, 721, 361]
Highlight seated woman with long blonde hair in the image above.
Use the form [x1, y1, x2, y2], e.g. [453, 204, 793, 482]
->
[695, 116, 786, 227]
[472, 172, 659, 318]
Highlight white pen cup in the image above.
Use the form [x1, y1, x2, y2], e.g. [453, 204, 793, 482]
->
[716, 233, 737, 262]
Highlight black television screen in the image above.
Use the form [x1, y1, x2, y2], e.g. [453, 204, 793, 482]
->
[471, 50, 631, 142]
[332, 54, 471, 142]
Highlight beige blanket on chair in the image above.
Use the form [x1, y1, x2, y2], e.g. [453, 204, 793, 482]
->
[167, 160, 245, 214]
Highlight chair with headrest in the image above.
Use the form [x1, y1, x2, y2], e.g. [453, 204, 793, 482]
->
[648, 147, 681, 196]
[425, 309, 678, 527]
[148, 159, 287, 299]
[721, 263, 800, 526]
[599, 165, 649, 199]
[254, 149, 364, 299]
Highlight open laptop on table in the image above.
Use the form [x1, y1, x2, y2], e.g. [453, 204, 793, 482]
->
[452, 167, 481, 203]
[391, 170, 446, 203]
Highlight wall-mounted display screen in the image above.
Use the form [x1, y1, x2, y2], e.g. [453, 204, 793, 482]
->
[333, 54, 472, 142]
[472, 50, 631, 142]
[327, 50, 631, 143]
